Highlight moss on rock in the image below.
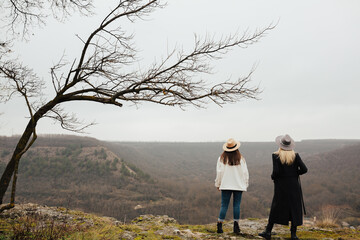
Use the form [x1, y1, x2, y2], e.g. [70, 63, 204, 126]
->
[0, 203, 359, 239]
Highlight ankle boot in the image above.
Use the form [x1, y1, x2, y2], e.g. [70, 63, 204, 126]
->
[258, 231, 271, 240]
[291, 225, 299, 240]
[258, 222, 273, 240]
[233, 221, 240, 234]
[217, 222, 223, 233]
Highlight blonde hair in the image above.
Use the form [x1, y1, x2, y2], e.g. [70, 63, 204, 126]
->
[275, 148, 295, 165]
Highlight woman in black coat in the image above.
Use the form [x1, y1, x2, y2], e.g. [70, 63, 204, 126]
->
[259, 134, 307, 240]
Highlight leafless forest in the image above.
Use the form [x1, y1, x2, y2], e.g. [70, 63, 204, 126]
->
[0, 135, 359, 225]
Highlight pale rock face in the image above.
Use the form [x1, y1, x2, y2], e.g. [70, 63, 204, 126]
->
[0, 203, 94, 228]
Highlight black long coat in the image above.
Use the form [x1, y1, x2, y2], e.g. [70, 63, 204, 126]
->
[268, 153, 307, 226]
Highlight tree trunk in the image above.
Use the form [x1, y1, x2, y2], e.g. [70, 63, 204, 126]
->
[0, 101, 56, 204]
[0, 124, 35, 204]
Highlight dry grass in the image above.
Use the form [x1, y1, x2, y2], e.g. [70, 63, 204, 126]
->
[316, 205, 341, 228]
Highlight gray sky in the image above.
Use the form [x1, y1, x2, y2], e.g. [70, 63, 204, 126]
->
[1, 0, 360, 142]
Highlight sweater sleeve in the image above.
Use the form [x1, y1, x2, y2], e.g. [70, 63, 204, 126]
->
[214, 157, 224, 188]
[242, 158, 249, 188]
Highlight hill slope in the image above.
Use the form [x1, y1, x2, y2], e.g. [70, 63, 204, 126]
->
[0, 135, 174, 222]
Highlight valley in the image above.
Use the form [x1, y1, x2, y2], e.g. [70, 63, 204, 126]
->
[1, 135, 359, 225]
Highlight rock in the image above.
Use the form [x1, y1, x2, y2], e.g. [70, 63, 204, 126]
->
[113, 220, 122, 226]
[119, 231, 137, 240]
[132, 214, 178, 225]
[180, 229, 203, 239]
[155, 226, 178, 236]
[134, 204, 143, 210]
[0, 203, 94, 228]
[341, 221, 350, 228]
[132, 215, 208, 239]
[303, 217, 315, 226]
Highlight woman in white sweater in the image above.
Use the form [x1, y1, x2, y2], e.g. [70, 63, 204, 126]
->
[215, 138, 249, 234]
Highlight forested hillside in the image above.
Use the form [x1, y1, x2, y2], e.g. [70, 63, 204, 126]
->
[0, 135, 359, 225]
[0, 135, 172, 222]
[303, 144, 360, 219]
[106, 139, 360, 225]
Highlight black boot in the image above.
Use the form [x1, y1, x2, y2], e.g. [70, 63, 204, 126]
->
[233, 221, 240, 235]
[291, 225, 299, 240]
[258, 222, 273, 240]
[258, 231, 271, 240]
[217, 222, 223, 233]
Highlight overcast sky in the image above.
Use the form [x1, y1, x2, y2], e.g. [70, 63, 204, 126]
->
[1, 0, 360, 142]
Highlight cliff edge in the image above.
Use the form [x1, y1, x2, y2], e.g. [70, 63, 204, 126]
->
[0, 203, 359, 239]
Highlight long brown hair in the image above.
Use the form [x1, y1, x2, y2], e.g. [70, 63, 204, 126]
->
[221, 150, 242, 166]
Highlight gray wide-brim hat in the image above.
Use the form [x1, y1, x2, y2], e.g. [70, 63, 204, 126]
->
[275, 134, 295, 151]
[223, 138, 241, 152]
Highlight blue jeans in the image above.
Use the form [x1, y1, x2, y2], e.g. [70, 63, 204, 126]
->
[218, 190, 243, 222]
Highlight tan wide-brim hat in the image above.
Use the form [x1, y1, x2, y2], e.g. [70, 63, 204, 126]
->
[275, 134, 295, 151]
[223, 138, 241, 152]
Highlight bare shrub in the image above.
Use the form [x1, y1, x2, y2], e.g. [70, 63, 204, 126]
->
[10, 215, 82, 240]
[316, 205, 341, 228]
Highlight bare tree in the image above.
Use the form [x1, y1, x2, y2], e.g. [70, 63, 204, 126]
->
[1, 0, 93, 38]
[0, 0, 274, 209]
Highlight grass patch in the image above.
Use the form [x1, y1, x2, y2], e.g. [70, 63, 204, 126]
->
[179, 224, 215, 234]
[7, 215, 83, 240]
[298, 228, 360, 240]
[67, 224, 122, 240]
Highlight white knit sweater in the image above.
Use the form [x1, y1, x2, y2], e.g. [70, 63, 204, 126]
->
[214, 157, 249, 191]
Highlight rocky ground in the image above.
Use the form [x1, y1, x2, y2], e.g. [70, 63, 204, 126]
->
[0, 203, 359, 239]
